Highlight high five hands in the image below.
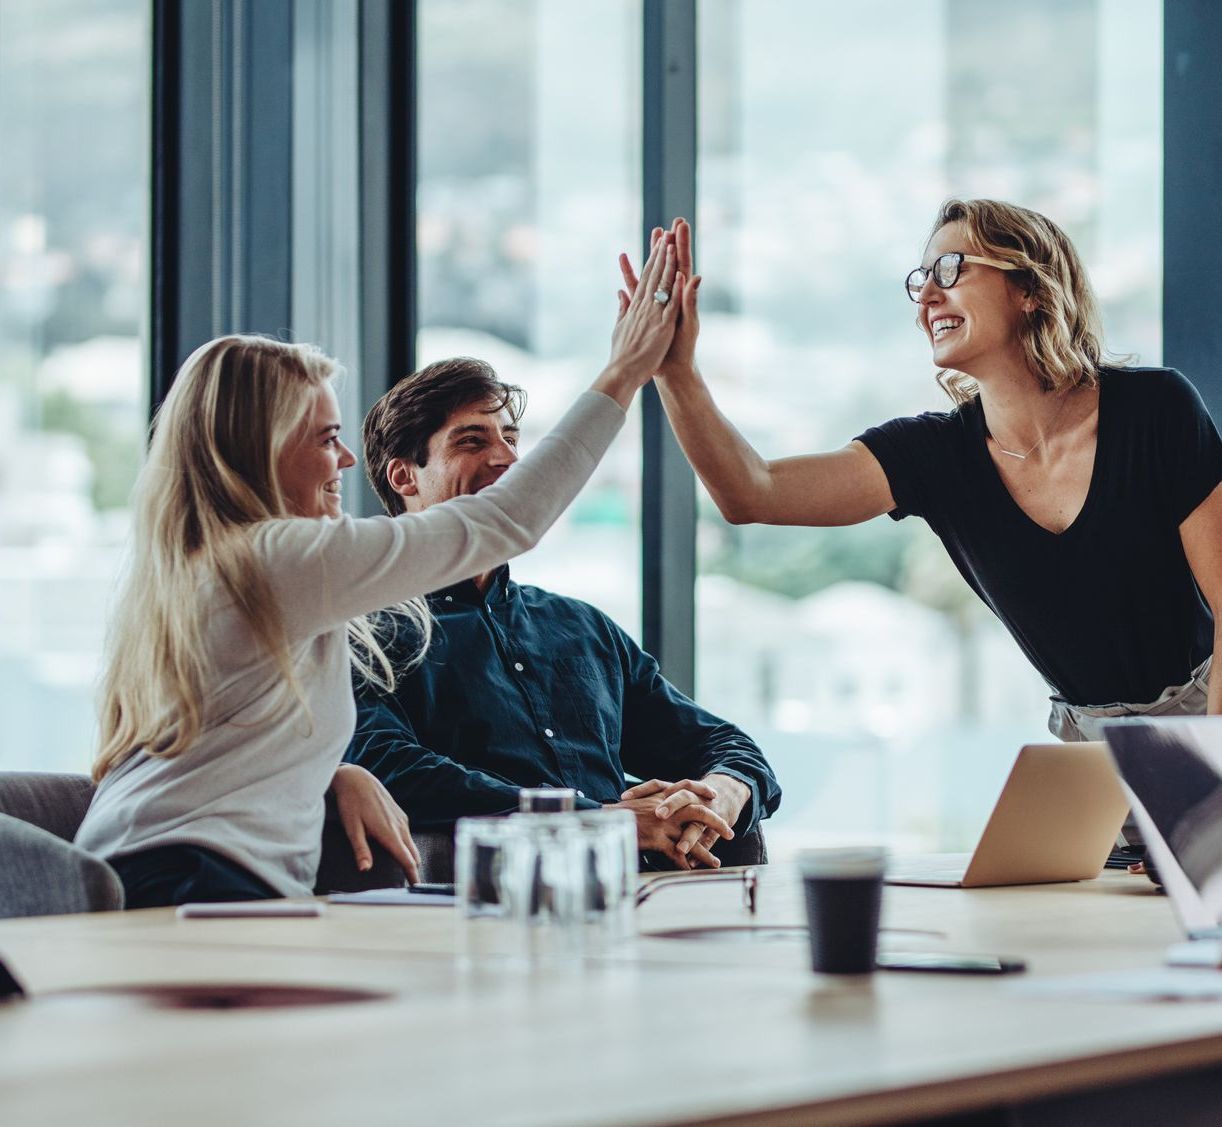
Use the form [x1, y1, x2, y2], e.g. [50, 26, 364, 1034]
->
[619, 217, 701, 378]
[596, 226, 685, 407]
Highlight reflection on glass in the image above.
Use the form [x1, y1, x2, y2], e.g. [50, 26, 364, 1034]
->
[695, 0, 1163, 854]
[416, 0, 643, 632]
[0, 0, 148, 771]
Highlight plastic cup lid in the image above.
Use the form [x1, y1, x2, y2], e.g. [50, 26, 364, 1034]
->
[796, 846, 887, 877]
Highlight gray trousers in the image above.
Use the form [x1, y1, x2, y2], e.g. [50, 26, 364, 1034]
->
[1047, 657, 1212, 742]
[1047, 657, 1212, 847]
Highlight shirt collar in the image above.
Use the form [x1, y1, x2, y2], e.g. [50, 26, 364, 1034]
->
[431, 563, 511, 607]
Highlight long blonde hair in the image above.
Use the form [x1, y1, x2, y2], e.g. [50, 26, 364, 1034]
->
[94, 334, 429, 781]
[930, 199, 1110, 406]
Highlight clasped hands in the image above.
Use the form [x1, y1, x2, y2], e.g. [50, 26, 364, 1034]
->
[607, 772, 750, 871]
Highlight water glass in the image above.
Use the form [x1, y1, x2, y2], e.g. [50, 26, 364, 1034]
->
[574, 809, 637, 948]
[455, 810, 638, 964]
[506, 813, 586, 961]
[518, 787, 577, 813]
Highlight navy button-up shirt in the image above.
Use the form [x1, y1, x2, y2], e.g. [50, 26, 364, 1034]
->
[346, 566, 781, 832]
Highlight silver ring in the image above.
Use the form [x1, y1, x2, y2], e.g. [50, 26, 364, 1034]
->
[653, 289, 671, 306]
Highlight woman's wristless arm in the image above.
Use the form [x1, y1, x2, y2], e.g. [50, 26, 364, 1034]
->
[618, 219, 774, 521]
[622, 219, 894, 529]
[654, 364, 775, 524]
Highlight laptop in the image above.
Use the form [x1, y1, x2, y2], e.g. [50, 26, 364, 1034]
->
[1103, 717, 1222, 958]
[886, 742, 1129, 888]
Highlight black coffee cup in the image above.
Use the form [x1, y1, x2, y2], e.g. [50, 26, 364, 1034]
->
[798, 847, 886, 975]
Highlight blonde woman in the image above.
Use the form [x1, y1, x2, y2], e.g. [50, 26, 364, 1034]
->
[622, 202, 1222, 745]
[75, 233, 683, 908]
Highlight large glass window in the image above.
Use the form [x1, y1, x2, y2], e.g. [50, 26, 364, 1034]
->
[695, 0, 1162, 854]
[416, 0, 643, 630]
[0, 0, 149, 772]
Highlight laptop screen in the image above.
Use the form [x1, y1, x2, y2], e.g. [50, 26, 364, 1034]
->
[1103, 717, 1222, 935]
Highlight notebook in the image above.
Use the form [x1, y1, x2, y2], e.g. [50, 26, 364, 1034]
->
[886, 742, 1129, 888]
[1102, 717, 1222, 962]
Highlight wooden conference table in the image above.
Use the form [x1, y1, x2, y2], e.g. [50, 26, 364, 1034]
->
[2, 865, 1222, 1126]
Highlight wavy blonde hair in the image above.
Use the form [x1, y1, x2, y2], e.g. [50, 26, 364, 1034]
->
[94, 334, 429, 781]
[929, 198, 1111, 406]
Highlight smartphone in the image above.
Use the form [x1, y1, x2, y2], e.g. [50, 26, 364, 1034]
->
[176, 900, 325, 919]
[409, 882, 457, 896]
[877, 951, 1026, 975]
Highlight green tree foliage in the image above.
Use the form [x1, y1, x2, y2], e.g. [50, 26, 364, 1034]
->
[38, 388, 140, 512]
[703, 510, 918, 600]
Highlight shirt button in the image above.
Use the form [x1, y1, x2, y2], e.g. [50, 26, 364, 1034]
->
[543, 728, 554, 739]
[443, 596, 453, 602]
[513, 662, 524, 672]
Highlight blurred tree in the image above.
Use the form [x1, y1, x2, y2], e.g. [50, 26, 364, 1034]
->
[703, 506, 917, 599]
[38, 389, 140, 511]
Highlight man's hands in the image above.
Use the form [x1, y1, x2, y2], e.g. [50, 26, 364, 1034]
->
[618, 217, 701, 379]
[607, 773, 750, 871]
[330, 763, 421, 885]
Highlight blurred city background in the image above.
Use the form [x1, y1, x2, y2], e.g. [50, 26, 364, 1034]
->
[1, 0, 1162, 856]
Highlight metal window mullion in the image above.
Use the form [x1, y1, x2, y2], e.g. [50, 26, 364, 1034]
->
[641, 0, 697, 695]
[291, 0, 363, 506]
[149, 0, 293, 415]
[151, 0, 216, 408]
[212, 0, 230, 337]
[1164, 2, 1222, 418]
[240, 0, 293, 337]
[150, 0, 184, 409]
[355, 0, 416, 515]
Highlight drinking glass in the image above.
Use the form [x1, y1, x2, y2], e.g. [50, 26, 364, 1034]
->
[518, 787, 577, 813]
[574, 808, 637, 949]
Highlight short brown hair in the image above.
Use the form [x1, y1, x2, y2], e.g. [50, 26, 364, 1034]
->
[362, 357, 526, 515]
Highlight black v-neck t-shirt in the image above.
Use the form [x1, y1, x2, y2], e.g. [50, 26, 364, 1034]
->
[856, 367, 1222, 707]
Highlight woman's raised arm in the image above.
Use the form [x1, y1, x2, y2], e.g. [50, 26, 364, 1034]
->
[267, 231, 685, 635]
[622, 218, 895, 528]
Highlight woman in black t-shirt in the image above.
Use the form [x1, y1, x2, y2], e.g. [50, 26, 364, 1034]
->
[619, 200, 1222, 738]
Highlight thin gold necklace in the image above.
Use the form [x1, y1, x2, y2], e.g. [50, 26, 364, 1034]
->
[988, 393, 1070, 460]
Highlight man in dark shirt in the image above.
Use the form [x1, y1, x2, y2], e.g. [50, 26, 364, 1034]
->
[346, 357, 780, 870]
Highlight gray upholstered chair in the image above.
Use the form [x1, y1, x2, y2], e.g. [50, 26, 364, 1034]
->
[0, 773, 125, 918]
[0, 771, 436, 916]
[0, 815, 126, 918]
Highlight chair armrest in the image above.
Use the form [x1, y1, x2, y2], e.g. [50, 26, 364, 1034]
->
[0, 772, 96, 842]
[0, 813, 124, 918]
